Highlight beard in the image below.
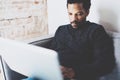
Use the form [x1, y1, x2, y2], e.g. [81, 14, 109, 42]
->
[70, 20, 86, 29]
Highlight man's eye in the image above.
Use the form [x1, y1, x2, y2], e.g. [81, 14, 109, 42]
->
[69, 13, 72, 15]
[77, 12, 83, 16]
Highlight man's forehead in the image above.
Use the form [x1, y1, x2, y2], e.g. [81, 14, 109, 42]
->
[67, 3, 84, 9]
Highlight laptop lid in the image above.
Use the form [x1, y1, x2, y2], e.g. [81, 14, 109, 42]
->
[0, 38, 63, 80]
[0, 55, 28, 80]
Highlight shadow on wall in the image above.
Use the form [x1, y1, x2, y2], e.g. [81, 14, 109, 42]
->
[98, 9, 119, 32]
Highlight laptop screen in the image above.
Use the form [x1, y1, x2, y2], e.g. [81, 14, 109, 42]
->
[0, 38, 63, 80]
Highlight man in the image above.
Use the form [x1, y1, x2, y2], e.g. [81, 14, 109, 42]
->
[50, 0, 115, 80]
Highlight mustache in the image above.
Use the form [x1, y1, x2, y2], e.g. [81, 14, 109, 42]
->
[71, 21, 85, 25]
[70, 21, 78, 24]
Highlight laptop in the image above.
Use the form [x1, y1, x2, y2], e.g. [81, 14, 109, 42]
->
[0, 55, 28, 80]
[0, 55, 6, 80]
[0, 38, 63, 80]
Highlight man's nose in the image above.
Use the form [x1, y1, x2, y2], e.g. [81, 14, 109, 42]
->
[71, 15, 77, 21]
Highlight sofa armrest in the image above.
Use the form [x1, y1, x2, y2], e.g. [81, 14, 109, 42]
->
[29, 35, 53, 48]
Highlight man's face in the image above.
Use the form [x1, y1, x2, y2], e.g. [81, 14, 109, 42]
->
[67, 3, 89, 28]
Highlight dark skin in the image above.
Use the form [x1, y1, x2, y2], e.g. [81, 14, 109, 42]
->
[60, 66, 75, 79]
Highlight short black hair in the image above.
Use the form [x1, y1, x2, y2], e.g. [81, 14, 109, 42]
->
[67, 0, 91, 11]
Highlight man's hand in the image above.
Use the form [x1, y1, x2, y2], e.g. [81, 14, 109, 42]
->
[60, 66, 75, 79]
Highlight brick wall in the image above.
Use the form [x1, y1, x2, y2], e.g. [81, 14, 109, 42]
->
[0, 0, 48, 41]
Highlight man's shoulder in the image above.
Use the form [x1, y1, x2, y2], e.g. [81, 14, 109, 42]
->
[87, 21, 105, 31]
[58, 24, 70, 29]
[88, 22, 103, 28]
[56, 24, 70, 31]
[55, 24, 70, 35]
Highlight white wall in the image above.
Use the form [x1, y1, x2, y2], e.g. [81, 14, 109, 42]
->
[47, 0, 69, 34]
[47, 0, 120, 34]
[95, 0, 120, 32]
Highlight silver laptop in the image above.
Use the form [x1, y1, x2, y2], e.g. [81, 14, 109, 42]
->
[0, 38, 63, 80]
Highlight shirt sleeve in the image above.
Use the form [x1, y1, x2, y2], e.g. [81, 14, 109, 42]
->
[73, 26, 115, 78]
